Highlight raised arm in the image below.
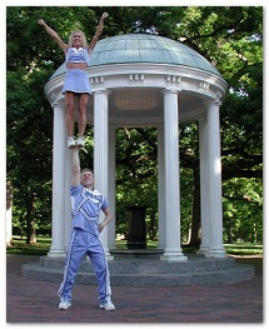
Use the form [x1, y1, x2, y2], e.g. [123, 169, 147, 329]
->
[71, 146, 80, 186]
[38, 19, 68, 53]
[88, 12, 109, 54]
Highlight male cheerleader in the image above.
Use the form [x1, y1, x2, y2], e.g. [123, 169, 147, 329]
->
[58, 145, 115, 311]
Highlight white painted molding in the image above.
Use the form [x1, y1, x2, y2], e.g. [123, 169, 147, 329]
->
[45, 63, 228, 107]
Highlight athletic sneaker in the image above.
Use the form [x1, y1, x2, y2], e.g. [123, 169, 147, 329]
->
[67, 136, 76, 149]
[58, 300, 72, 310]
[76, 137, 85, 148]
[100, 300, 116, 311]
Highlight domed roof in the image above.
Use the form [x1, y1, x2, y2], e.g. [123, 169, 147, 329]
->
[49, 33, 221, 80]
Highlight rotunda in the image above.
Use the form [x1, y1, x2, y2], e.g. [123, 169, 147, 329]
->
[45, 33, 228, 262]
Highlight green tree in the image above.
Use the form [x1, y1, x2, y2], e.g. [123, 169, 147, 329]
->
[7, 6, 263, 246]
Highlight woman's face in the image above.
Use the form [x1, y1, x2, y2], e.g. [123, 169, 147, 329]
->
[72, 33, 83, 48]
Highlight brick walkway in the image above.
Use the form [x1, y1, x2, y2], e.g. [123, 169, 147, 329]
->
[6, 254, 263, 323]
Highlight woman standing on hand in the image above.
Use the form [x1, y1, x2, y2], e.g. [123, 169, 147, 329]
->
[38, 13, 109, 149]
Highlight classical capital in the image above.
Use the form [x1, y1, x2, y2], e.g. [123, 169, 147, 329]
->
[162, 89, 180, 95]
[52, 102, 65, 109]
[212, 99, 222, 107]
[92, 89, 110, 95]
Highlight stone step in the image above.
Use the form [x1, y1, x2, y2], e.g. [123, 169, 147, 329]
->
[22, 259, 255, 287]
[110, 248, 164, 258]
[39, 255, 236, 274]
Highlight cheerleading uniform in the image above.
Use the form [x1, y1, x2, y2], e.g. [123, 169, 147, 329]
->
[62, 47, 91, 95]
[58, 184, 112, 305]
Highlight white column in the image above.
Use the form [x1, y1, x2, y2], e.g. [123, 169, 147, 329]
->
[94, 90, 113, 260]
[197, 115, 210, 256]
[108, 125, 116, 249]
[64, 146, 72, 248]
[157, 125, 166, 250]
[48, 104, 66, 257]
[206, 101, 226, 258]
[6, 181, 13, 246]
[160, 90, 187, 261]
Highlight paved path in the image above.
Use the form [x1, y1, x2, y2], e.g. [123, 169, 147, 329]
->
[6, 254, 263, 323]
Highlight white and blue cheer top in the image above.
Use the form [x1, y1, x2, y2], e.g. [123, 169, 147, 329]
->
[70, 184, 108, 236]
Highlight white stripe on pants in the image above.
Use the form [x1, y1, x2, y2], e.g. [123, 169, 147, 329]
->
[58, 228, 112, 304]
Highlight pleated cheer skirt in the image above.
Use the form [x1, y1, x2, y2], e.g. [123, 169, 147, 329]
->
[62, 69, 91, 95]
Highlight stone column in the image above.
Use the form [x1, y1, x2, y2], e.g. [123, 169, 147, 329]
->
[48, 103, 66, 257]
[160, 90, 187, 261]
[206, 101, 226, 258]
[64, 146, 72, 248]
[197, 115, 210, 256]
[157, 125, 166, 250]
[6, 181, 13, 247]
[108, 125, 116, 249]
[94, 90, 113, 260]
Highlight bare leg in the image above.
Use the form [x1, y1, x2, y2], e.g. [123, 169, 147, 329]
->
[65, 92, 75, 137]
[78, 93, 89, 138]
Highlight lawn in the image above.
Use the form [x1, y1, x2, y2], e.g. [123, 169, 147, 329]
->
[6, 236, 52, 255]
[7, 235, 263, 257]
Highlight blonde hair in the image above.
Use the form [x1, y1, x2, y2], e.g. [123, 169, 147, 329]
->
[68, 30, 88, 48]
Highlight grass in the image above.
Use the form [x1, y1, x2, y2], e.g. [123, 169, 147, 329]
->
[224, 243, 263, 256]
[7, 235, 263, 257]
[6, 236, 51, 255]
[115, 239, 157, 250]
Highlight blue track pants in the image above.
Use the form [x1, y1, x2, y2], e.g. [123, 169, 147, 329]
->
[58, 228, 112, 304]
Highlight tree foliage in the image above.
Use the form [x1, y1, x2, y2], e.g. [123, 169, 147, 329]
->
[7, 6, 263, 245]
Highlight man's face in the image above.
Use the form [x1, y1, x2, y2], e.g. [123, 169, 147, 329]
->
[81, 171, 94, 188]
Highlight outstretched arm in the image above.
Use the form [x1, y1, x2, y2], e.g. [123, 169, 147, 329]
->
[88, 12, 109, 54]
[38, 19, 68, 53]
[71, 146, 80, 186]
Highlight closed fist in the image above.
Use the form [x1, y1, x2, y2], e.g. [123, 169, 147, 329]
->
[38, 19, 46, 26]
[101, 12, 109, 20]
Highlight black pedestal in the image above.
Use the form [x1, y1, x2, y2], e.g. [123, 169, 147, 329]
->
[127, 206, 146, 249]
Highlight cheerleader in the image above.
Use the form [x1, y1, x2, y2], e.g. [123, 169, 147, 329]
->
[38, 12, 109, 148]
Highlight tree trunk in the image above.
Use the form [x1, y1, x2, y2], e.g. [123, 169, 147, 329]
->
[187, 167, 201, 248]
[26, 191, 37, 245]
[28, 220, 37, 245]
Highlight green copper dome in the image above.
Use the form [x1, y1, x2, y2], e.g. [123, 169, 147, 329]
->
[49, 33, 221, 80]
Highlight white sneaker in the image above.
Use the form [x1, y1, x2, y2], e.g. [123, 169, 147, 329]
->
[100, 300, 116, 311]
[58, 300, 72, 310]
[76, 137, 85, 148]
[67, 136, 76, 149]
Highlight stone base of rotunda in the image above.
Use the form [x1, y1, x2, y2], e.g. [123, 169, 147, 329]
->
[22, 253, 254, 287]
